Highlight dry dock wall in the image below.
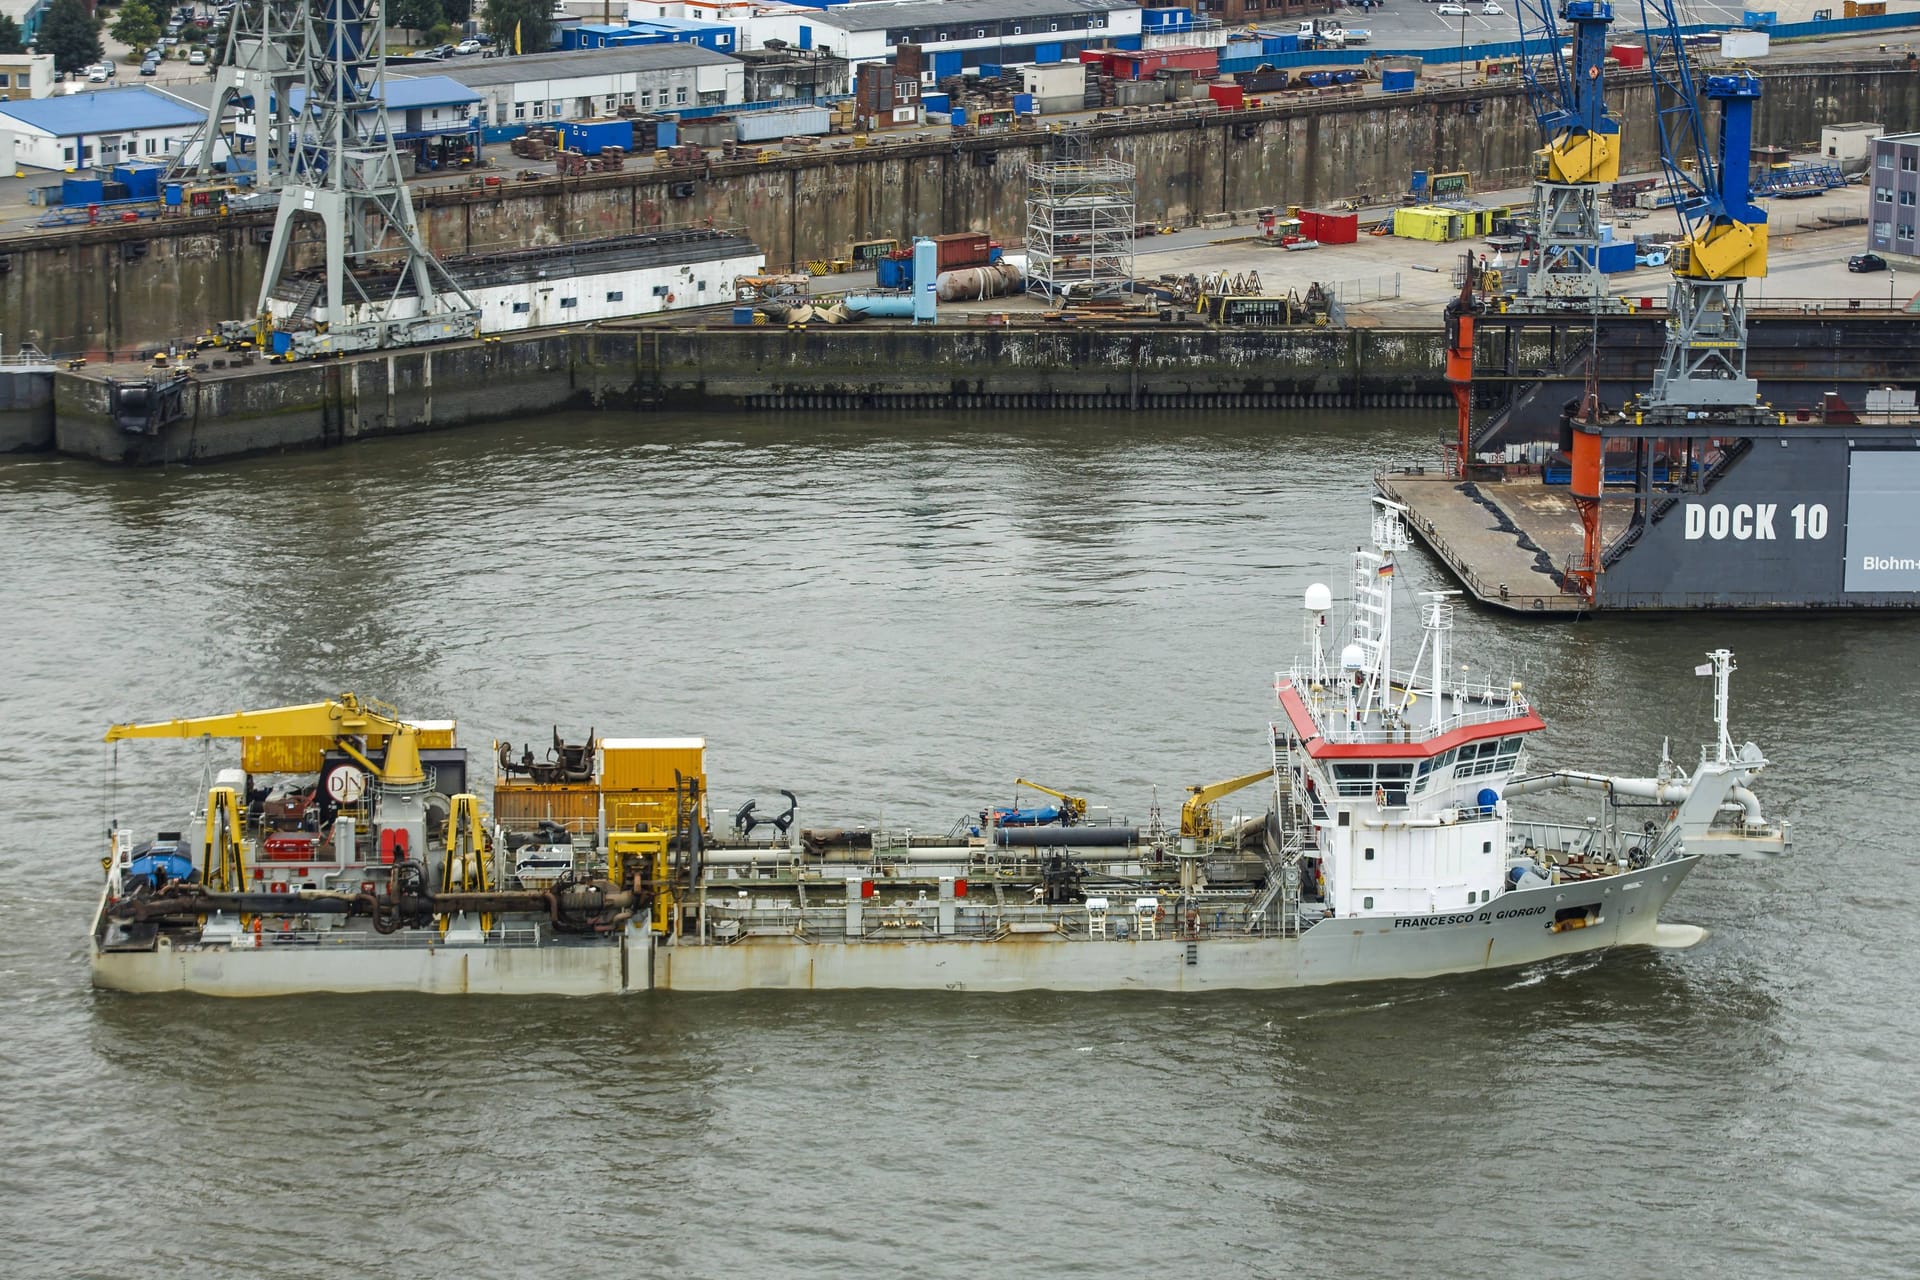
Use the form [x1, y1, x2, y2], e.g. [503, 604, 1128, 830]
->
[4, 62, 1916, 355]
[52, 326, 1451, 464]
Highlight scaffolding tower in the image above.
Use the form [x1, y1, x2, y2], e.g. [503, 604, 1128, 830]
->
[1024, 158, 1137, 300]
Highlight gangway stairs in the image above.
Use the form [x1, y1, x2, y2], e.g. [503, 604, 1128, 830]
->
[1249, 722, 1311, 932]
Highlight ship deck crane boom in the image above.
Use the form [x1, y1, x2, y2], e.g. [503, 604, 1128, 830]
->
[104, 693, 427, 786]
[1012, 778, 1089, 824]
[1180, 768, 1274, 840]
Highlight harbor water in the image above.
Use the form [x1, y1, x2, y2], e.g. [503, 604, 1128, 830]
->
[2, 412, 1914, 1277]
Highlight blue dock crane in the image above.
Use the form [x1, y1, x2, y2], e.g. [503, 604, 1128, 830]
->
[1636, 7, 1768, 411]
[1509, 0, 1628, 310]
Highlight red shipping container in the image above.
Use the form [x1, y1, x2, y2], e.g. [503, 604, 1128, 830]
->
[1298, 209, 1321, 239]
[931, 231, 992, 270]
[1311, 210, 1359, 244]
[1609, 43, 1646, 67]
[1208, 83, 1244, 110]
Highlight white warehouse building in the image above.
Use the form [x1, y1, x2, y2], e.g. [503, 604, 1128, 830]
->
[0, 86, 208, 172]
[438, 45, 746, 130]
[738, 0, 1144, 91]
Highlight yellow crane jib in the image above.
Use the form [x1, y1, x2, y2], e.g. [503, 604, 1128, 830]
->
[1180, 769, 1276, 841]
[104, 694, 429, 786]
[1012, 778, 1089, 824]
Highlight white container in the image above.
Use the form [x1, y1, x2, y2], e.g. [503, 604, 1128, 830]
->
[1720, 30, 1770, 59]
[735, 106, 832, 143]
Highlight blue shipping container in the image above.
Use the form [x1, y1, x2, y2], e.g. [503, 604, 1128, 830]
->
[563, 119, 631, 155]
[655, 119, 677, 147]
[1014, 93, 1035, 114]
[164, 183, 183, 208]
[979, 63, 1001, 78]
[1596, 241, 1636, 274]
[1263, 35, 1300, 54]
[62, 177, 103, 205]
[951, 107, 967, 127]
[933, 50, 962, 78]
[113, 163, 162, 200]
[1036, 42, 1062, 63]
[1381, 68, 1416, 92]
[876, 256, 912, 289]
[733, 307, 756, 325]
[922, 92, 950, 113]
[1225, 41, 1263, 60]
[1742, 9, 1776, 25]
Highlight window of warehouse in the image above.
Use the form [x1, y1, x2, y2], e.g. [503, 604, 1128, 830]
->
[676, 87, 688, 104]
[514, 102, 526, 119]
[639, 89, 653, 106]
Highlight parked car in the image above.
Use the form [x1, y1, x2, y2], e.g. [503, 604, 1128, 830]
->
[429, 43, 456, 58]
[189, 48, 207, 65]
[1848, 252, 1889, 273]
[1437, 2, 1471, 12]
[1481, 1, 1504, 12]
[138, 60, 158, 76]
[85, 62, 113, 82]
[455, 38, 482, 53]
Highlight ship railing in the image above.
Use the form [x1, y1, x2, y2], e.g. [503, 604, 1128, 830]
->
[1291, 696, 1533, 746]
[248, 923, 546, 948]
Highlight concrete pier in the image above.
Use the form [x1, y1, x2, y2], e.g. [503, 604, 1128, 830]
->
[1378, 471, 1600, 615]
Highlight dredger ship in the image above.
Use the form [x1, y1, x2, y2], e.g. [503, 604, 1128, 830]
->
[90, 503, 1787, 997]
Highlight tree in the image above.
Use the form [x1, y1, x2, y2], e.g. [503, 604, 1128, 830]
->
[0, 15, 25, 55]
[38, 0, 103, 75]
[109, 0, 159, 57]
[393, 0, 445, 38]
[483, 0, 552, 55]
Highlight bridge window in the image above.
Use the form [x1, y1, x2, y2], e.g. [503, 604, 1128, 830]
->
[1364, 847, 1375, 861]
[1363, 896, 1374, 909]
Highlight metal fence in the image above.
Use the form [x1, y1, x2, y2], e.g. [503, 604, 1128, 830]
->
[1324, 273, 1402, 304]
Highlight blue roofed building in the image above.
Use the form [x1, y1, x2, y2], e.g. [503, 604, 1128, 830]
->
[0, 86, 208, 172]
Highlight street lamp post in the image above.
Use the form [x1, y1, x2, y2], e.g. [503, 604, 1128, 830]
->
[1891, 267, 1898, 311]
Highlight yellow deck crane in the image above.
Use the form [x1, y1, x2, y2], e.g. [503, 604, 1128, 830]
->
[104, 694, 448, 877]
[1012, 778, 1089, 825]
[1180, 769, 1275, 843]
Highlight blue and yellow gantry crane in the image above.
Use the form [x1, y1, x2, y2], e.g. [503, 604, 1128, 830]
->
[1557, 7, 1773, 599]
[1636, 2, 1768, 411]
[1510, 0, 1628, 309]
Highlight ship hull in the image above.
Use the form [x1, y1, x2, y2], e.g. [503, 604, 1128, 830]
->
[89, 858, 1701, 997]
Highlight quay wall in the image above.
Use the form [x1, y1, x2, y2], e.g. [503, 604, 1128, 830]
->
[3, 63, 1917, 355]
[51, 325, 1453, 464]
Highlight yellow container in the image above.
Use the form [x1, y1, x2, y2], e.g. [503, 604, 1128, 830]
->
[599, 736, 706, 794]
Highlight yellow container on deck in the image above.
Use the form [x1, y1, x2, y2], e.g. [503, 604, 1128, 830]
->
[600, 736, 705, 792]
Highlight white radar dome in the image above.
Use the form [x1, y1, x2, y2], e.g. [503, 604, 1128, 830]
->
[1304, 583, 1333, 612]
[1340, 643, 1366, 671]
